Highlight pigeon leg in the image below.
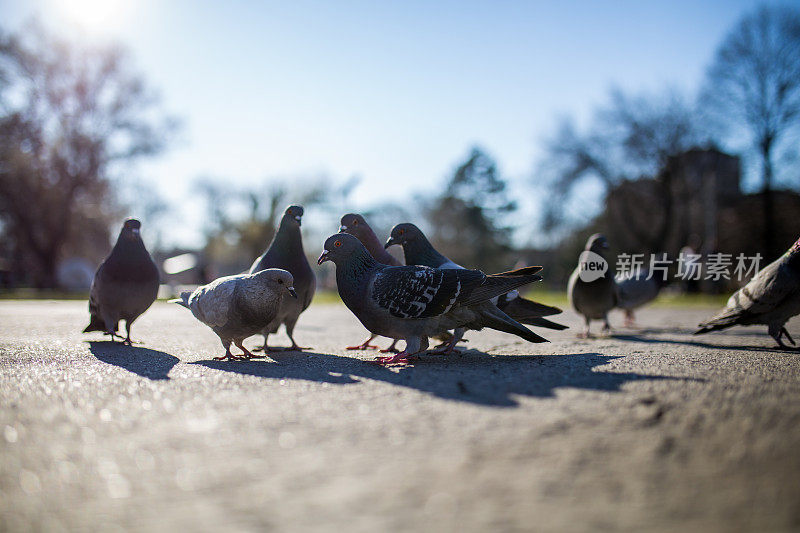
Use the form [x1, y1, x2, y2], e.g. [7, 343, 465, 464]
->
[106, 331, 126, 343]
[285, 323, 311, 351]
[378, 339, 400, 353]
[347, 334, 381, 351]
[234, 340, 264, 360]
[375, 337, 426, 364]
[213, 342, 246, 361]
[624, 310, 636, 328]
[781, 327, 796, 346]
[253, 332, 295, 352]
[123, 320, 134, 346]
[577, 317, 591, 338]
[775, 327, 800, 350]
[429, 328, 465, 355]
[600, 316, 612, 337]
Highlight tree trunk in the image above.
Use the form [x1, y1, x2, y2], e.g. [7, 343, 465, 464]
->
[762, 141, 776, 261]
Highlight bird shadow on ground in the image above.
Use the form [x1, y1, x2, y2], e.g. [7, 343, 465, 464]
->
[190, 349, 697, 407]
[610, 334, 797, 354]
[88, 341, 180, 380]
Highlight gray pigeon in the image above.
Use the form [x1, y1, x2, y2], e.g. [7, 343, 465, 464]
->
[567, 233, 617, 337]
[172, 269, 297, 361]
[83, 219, 159, 345]
[318, 233, 547, 365]
[249, 205, 316, 351]
[696, 237, 800, 349]
[615, 269, 668, 327]
[339, 213, 403, 352]
[385, 223, 567, 353]
[340, 213, 402, 266]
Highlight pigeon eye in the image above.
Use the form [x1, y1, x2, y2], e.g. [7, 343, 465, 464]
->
[398, 229, 404, 235]
[353, 220, 358, 226]
[278, 279, 283, 284]
[334, 240, 342, 247]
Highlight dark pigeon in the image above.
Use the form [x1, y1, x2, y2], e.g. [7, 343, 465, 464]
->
[249, 205, 316, 351]
[83, 219, 160, 345]
[318, 233, 547, 365]
[385, 223, 567, 352]
[172, 269, 297, 361]
[567, 233, 617, 337]
[339, 213, 402, 352]
[696, 236, 800, 349]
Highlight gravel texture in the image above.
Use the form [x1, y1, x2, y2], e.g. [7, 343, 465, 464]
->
[1, 300, 799, 532]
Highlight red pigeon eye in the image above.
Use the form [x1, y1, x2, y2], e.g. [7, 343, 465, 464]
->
[353, 220, 358, 226]
[398, 229, 404, 235]
[334, 240, 342, 247]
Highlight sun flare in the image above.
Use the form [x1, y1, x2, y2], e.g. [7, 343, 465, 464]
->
[53, 0, 132, 33]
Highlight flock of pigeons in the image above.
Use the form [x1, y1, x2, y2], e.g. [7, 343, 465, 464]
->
[83, 206, 800, 364]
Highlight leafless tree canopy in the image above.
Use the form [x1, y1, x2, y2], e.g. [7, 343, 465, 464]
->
[701, 5, 800, 257]
[0, 23, 175, 288]
[538, 88, 703, 235]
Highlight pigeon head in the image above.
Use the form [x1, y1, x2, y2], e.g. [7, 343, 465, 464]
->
[318, 233, 367, 265]
[585, 233, 609, 253]
[385, 223, 423, 249]
[283, 205, 304, 227]
[120, 218, 143, 241]
[254, 268, 297, 298]
[338, 213, 369, 237]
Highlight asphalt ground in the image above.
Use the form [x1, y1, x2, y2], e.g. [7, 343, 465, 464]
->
[1, 300, 799, 532]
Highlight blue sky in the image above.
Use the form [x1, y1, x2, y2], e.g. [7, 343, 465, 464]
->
[0, 0, 779, 247]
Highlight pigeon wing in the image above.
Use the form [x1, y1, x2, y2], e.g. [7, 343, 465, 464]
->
[190, 277, 237, 327]
[371, 267, 484, 319]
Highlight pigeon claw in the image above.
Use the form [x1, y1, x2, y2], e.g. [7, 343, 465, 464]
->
[373, 352, 416, 365]
[213, 353, 248, 362]
[347, 343, 380, 350]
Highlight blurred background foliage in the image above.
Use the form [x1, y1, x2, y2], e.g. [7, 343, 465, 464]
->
[1, 5, 799, 293]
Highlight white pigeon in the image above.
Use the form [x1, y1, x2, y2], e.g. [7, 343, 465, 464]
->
[172, 269, 297, 361]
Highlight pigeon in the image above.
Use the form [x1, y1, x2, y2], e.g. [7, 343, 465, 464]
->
[249, 205, 316, 351]
[171, 269, 297, 361]
[339, 213, 403, 352]
[695, 237, 800, 349]
[567, 233, 617, 337]
[385, 222, 567, 353]
[318, 233, 547, 364]
[615, 269, 668, 327]
[340, 213, 402, 267]
[83, 219, 160, 345]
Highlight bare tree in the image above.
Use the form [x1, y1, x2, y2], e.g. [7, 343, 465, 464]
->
[701, 5, 800, 259]
[0, 22, 175, 287]
[538, 88, 702, 252]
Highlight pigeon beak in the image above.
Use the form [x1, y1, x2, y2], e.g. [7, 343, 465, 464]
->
[338, 225, 347, 232]
[317, 250, 330, 265]
[295, 216, 302, 226]
[384, 237, 397, 249]
[131, 228, 140, 237]
[287, 287, 298, 298]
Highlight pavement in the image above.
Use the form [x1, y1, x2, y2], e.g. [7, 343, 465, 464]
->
[0, 300, 799, 532]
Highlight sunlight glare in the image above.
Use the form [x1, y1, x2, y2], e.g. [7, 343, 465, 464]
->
[53, 0, 132, 33]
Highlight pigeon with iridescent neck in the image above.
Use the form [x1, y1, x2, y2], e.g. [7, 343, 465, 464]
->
[83, 219, 159, 345]
[385, 223, 567, 353]
[339, 213, 402, 352]
[696, 236, 800, 349]
[319, 233, 547, 365]
[249, 205, 316, 351]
